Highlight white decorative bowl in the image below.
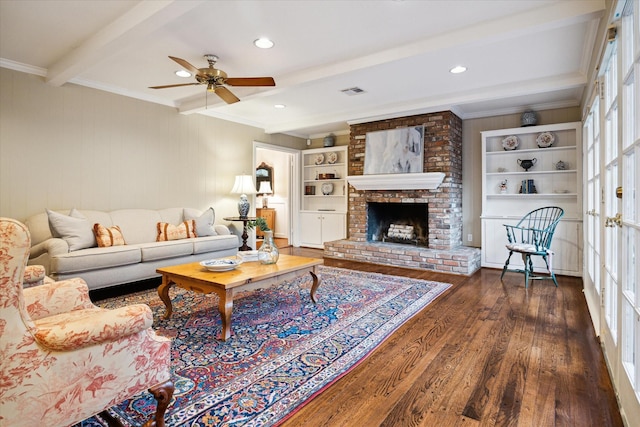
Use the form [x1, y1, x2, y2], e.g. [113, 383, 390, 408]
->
[200, 257, 243, 272]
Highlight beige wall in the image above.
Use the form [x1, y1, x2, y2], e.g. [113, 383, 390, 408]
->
[0, 68, 304, 222]
[0, 67, 583, 247]
[462, 107, 581, 247]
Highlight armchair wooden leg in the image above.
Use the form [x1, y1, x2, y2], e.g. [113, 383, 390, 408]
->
[143, 380, 175, 427]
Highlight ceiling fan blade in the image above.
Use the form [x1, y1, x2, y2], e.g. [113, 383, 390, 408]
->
[215, 86, 240, 104]
[226, 77, 275, 86]
[169, 56, 206, 78]
[149, 82, 202, 89]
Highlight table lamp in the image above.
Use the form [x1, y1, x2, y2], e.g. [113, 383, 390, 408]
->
[231, 175, 257, 218]
[257, 181, 273, 208]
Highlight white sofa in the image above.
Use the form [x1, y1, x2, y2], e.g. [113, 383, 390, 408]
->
[25, 208, 239, 290]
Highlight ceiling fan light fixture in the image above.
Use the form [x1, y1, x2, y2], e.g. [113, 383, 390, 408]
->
[175, 70, 191, 78]
[450, 65, 467, 74]
[207, 83, 215, 92]
[254, 37, 274, 49]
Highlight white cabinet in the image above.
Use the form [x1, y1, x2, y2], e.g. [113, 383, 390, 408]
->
[481, 122, 583, 276]
[299, 212, 346, 248]
[299, 146, 347, 248]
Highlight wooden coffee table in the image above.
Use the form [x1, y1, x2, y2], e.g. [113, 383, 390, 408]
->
[156, 254, 323, 340]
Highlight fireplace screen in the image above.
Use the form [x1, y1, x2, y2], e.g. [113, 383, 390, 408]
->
[367, 202, 428, 246]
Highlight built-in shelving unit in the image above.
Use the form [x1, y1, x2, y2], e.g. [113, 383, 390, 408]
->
[299, 146, 347, 248]
[481, 121, 583, 276]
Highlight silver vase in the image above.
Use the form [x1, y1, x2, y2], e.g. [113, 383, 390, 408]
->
[258, 230, 279, 264]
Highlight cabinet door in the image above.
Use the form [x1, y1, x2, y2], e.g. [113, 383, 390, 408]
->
[299, 212, 322, 246]
[256, 208, 275, 237]
[320, 212, 346, 242]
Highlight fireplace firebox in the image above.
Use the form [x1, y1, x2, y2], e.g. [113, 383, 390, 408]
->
[367, 202, 428, 247]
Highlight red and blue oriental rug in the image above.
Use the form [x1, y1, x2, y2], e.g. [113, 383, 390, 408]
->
[77, 266, 450, 426]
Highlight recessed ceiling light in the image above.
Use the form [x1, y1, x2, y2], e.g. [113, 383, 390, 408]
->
[450, 65, 467, 74]
[175, 70, 191, 78]
[274, 104, 286, 109]
[254, 37, 274, 49]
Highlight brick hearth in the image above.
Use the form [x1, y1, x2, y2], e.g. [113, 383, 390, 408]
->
[323, 111, 481, 275]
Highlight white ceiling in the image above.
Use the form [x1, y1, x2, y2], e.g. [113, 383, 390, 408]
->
[0, 0, 605, 138]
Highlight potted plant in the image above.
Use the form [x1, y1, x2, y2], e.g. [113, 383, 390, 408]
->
[246, 217, 278, 264]
[245, 217, 270, 232]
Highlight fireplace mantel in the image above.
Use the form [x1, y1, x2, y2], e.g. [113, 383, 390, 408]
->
[347, 172, 445, 190]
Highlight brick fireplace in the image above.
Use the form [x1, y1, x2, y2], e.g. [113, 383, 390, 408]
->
[324, 111, 481, 275]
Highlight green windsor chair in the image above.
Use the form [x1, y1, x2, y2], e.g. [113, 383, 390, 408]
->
[501, 206, 564, 287]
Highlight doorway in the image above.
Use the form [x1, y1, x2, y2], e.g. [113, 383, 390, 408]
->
[253, 142, 299, 247]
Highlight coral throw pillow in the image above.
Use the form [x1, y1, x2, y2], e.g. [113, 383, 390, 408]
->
[157, 220, 197, 242]
[93, 224, 126, 247]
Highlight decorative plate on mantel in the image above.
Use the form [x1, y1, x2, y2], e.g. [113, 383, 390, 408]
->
[314, 153, 325, 165]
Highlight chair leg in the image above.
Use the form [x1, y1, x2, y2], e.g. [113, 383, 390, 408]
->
[540, 254, 559, 287]
[501, 251, 513, 280]
[524, 254, 534, 288]
[143, 380, 175, 427]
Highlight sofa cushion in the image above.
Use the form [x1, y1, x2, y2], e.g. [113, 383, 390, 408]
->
[51, 246, 141, 274]
[110, 209, 162, 245]
[156, 220, 196, 241]
[192, 234, 239, 255]
[184, 207, 217, 236]
[139, 240, 194, 262]
[46, 209, 96, 251]
[93, 224, 126, 247]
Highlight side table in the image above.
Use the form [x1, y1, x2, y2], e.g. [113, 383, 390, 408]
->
[223, 216, 256, 251]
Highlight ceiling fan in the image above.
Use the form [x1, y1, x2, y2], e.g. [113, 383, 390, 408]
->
[149, 54, 275, 104]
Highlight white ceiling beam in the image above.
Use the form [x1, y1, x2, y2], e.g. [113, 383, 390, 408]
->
[263, 0, 605, 91]
[46, 0, 203, 87]
[263, 73, 586, 135]
[180, 0, 604, 118]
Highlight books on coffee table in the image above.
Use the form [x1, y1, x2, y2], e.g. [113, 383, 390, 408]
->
[238, 250, 259, 262]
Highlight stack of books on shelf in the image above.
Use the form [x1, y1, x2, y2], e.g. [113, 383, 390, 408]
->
[519, 179, 537, 194]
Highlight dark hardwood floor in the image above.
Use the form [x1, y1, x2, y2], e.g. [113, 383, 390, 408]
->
[279, 246, 623, 427]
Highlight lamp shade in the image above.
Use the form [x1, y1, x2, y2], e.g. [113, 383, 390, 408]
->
[257, 181, 273, 195]
[231, 175, 257, 195]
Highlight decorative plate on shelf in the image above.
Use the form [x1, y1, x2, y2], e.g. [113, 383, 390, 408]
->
[536, 132, 555, 148]
[502, 135, 519, 151]
[200, 257, 243, 272]
[327, 151, 338, 164]
[321, 182, 334, 195]
[314, 153, 325, 165]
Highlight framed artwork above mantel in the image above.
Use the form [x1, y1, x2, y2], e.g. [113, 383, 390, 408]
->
[364, 126, 425, 174]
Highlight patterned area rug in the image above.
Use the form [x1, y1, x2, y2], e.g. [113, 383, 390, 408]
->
[77, 266, 450, 426]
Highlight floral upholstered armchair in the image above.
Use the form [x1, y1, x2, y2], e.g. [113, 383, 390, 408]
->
[22, 264, 54, 288]
[0, 217, 174, 426]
